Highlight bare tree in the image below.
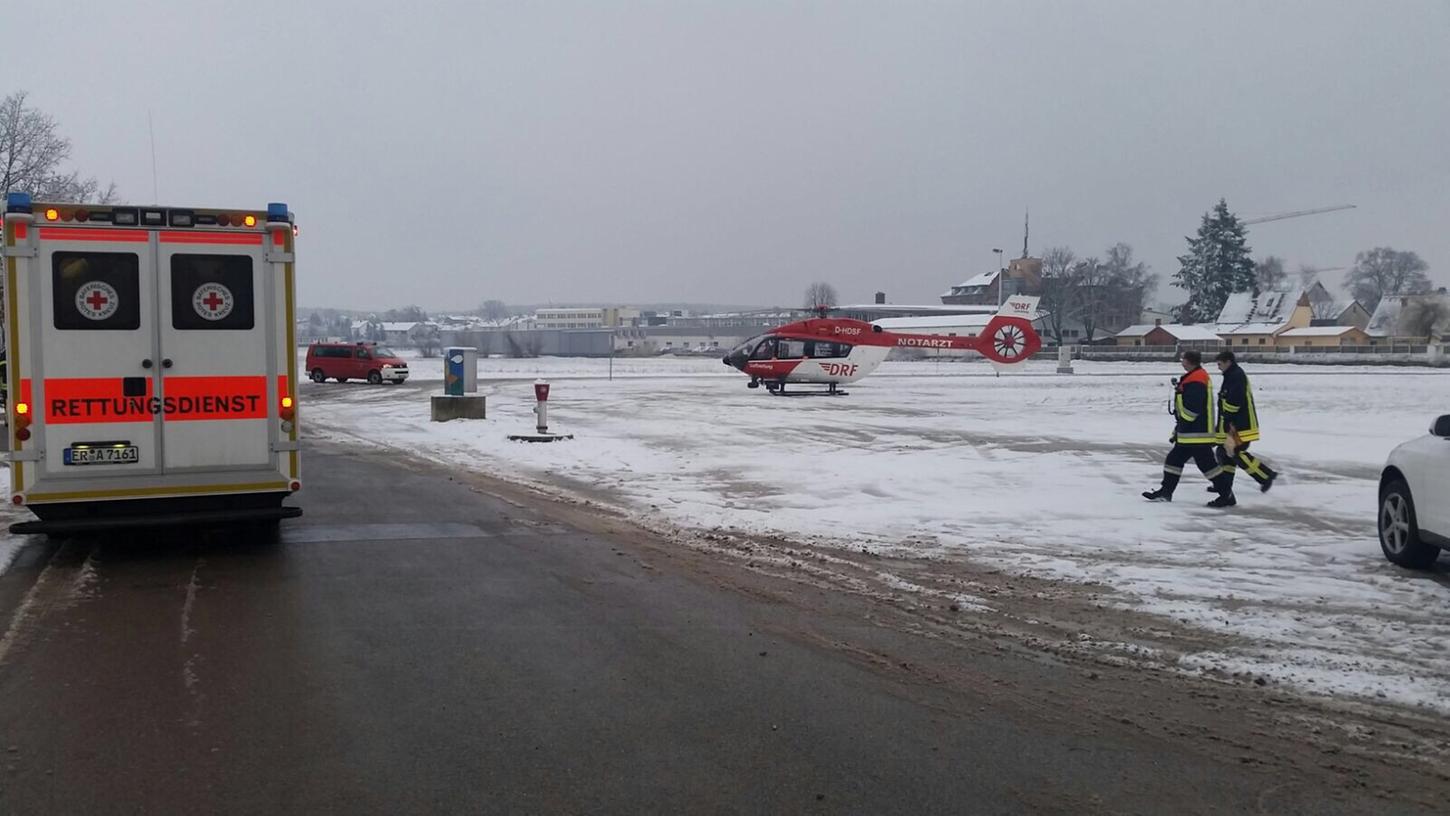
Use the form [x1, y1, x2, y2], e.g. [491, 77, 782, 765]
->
[802, 281, 839, 310]
[1296, 264, 1321, 289]
[479, 299, 510, 322]
[1344, 248, 1432, 314]
[1255, 256, 1287, 291]
[1101, 243, 1157, 329]
[1038, 246, 1078, 345]
[1, 91, 117, 202]
[1071, 257, 1106, 342]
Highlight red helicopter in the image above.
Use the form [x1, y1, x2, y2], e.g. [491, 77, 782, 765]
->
[723, 296, 1043, 394]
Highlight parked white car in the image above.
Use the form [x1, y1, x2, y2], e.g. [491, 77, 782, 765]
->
[1379, 414, 1450, 568]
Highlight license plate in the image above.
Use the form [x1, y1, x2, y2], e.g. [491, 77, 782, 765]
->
[64, 446, 140, 465]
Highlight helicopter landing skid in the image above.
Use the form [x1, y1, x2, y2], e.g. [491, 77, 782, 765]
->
[765, 383, 849, 397]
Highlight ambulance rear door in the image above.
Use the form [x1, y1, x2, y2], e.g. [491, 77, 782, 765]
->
[156, 230, 277, 472]
[34, 227, 163, 478]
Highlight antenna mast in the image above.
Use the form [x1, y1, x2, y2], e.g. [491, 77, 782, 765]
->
[147, 111, 159, 204]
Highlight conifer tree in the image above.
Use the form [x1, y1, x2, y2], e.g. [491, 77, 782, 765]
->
[1173, 199, 1256, 323]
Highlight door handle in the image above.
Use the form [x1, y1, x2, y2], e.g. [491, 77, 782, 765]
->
[162, 358, 174, 369]
[142, 359, 153, 369]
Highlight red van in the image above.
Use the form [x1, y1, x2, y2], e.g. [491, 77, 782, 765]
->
[306, 342, 409, 384]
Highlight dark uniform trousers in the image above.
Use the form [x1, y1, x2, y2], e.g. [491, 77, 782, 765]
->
[1161, 442, 1230, 497]
[1216, 442, 1278, 491]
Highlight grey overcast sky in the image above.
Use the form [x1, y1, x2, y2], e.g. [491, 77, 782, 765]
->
[4, 1, 1447, 311]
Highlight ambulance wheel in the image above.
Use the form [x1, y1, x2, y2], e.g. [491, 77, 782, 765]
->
[310, 368, 326, 383]
[367, 370, 383, 384]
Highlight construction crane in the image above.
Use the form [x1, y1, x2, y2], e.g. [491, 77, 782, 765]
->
[1243, 204, 1356, 226]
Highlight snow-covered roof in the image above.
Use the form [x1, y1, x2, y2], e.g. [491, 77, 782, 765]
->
[840, 304, 997, 315]
[1279, 326, 1364, 337]
[380, 322, 419, 332]
[1220, 322, 1287, 336]
[1215, 287, 1305, 326]
[941, 270, 1000, 296]
[1366, 293, 1450, 337]
[874, 315, 993, 331]
[1117, 324, 1222, 341]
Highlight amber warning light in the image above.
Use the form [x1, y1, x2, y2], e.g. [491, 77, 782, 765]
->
[14, 402, 32, 441]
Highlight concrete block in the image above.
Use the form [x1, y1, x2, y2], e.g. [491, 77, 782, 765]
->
[431, 395, 487, 422]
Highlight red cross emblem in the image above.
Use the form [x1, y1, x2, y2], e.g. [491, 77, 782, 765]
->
[75, 281, 120, 321]
[192, 283, 235, 321]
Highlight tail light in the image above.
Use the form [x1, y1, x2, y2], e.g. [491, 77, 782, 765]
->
[280, 395, 295, 421]
[14, 402, 32, 441]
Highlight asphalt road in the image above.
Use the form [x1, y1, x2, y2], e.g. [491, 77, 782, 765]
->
[0, 442, 1437, 815]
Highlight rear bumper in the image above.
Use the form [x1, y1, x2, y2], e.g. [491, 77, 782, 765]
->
[10, 490, 301, 535]
[12, 505, 302, 535]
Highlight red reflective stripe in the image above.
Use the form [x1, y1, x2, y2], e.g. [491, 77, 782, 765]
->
[160, 232, 264, 245]
[19, 379, 32, 406]
[39, 376, 271, 423]
[272, 231, 286, 247]
[13, 223, 27, 240]
[38, 227, 148, 243]
[161, 376, 268, 420]
[42, 378, 155, 424]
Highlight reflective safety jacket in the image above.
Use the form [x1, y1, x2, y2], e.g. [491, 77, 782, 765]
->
[1173, 366, 1216, 444]
[1216, 363, 1260, 443]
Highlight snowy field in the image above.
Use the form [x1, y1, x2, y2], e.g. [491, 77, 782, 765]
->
[324, 355, 1449, 712]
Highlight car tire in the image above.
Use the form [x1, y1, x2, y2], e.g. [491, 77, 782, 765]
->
[367, 370, 383, 384]
[1379, 479, 1440, 569]
[310, 368, 326, 383]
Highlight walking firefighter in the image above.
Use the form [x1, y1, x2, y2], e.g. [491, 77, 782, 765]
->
[1210, 350, 1278, 498]
[1142, 350, 1235, 506]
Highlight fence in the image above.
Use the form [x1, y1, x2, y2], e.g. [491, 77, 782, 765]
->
[1059, 343, 1449, 367]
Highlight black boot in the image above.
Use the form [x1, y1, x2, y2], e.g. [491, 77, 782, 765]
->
[1207, 494, 1237, 508]
[1143, 488, 1172, 502]
[1260, 473, 1276, 493]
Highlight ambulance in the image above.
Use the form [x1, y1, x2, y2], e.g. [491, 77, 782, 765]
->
[1, 192, 302, 534]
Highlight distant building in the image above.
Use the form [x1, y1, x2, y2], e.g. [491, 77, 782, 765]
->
[1366, 290, 1450, 341]
[534, 308, 606, 329]
[532, 307, 642, 329]
[1278, 326, 1374, 347]
[1213, 287, 1314, 347]
[941, 257, 1043, 305]
[1114, 321, 1223, 347]
[1299, 282, 1371, 329]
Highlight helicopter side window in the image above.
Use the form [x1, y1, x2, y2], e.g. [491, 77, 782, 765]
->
[749, 337, 778, 360]
[808, 341, 851, 358]
[778, 339, 806, 359]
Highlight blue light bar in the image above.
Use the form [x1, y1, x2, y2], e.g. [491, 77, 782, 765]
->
[5, 192, 33, 213]
[266, 202, 290, 222]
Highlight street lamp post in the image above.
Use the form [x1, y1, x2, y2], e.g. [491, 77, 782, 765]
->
[993, 248, 1005, 307]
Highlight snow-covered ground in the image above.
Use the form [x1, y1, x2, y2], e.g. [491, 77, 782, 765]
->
[302, 355, 1450, 713]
